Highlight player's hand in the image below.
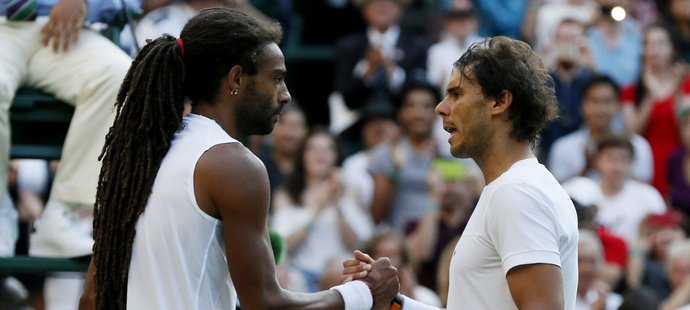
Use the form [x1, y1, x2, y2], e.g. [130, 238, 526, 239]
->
[364, 257, 399, 310]
[41, 0, 86, 53]
[342, 250, 374, 282]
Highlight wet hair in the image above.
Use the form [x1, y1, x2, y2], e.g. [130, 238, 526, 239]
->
[283, 127, 343, 205]
[454, 36, 559, 145]
[596, 134, 635, 159]
[92, 8, 282, 309]
[581, 74, 620, 100]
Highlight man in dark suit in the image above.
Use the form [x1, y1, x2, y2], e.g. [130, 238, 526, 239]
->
[334, 0, 430, 112]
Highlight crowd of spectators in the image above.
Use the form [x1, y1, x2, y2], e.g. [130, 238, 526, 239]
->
[4, 0, 690, 309]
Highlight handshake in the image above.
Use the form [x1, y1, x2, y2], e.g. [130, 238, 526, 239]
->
[335, 250, 401, 310]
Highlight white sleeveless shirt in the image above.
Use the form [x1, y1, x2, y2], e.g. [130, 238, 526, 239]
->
[127, 114, 237, 309]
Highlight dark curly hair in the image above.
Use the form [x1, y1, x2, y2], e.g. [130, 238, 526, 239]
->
[454, 36, 559, 145]
[92, 7, 282, 309]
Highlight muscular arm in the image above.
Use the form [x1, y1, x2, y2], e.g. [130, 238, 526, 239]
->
[195, 143, 344, 309]
[506, 264, 564, 310]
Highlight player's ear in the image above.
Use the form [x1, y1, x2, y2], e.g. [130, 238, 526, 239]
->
[226, 65, 243, 89]
[490, 90, 512, 116]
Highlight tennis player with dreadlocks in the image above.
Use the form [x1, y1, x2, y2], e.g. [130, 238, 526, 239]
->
[78, 7, 399, 310]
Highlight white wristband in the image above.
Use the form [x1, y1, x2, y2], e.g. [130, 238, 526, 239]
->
[402, 295, 440, 310]
[330, 280, 373, 310]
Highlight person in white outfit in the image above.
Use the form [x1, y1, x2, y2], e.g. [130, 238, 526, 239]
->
[344, 36, 579, 310]
[2, 0, 133, 309]
[79, 8, 399, 309]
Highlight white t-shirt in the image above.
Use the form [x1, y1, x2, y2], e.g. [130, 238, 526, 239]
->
[447, 158, 579, 309]
[548, 127, 653, 183]
[127, 114, 237, 309]
[595, 180, 666, 245]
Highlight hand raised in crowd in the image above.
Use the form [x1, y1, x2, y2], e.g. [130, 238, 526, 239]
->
[41, 0, 87, 53]
[312, 170, 342, 214]
[642, 63, 688, 101]
[590, 279, 613, 310]
[366, 46, 385, 68]
[343, 250, 400, 310]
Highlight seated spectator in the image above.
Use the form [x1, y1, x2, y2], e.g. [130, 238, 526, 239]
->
[271, 128, 372, 292]
[2, 1, 135, 308]
[258, 103, 308, 203]
[668, 104, 690, 231]
[626, 211, 686, 301]
[426, 0, 481, 94]
[618, 287, 661, 310]
[549, 75, 653, 183]
[333, 0, 430, 112]
[594, 135, 666, 245]
[539, 18, 595, 161]
[340, 98, 398, 218]
[621, 23, 689, 197]
[660, 0, 690, 63]
[406, 159, 476, 292]
[576, 229, 623, 310]
[563, 176, 628, 289]
[586, 0, 642, 86]
[660, 239, 690, 310]
[532, 0, 596, 50]
[365, 230, 442, 307]
[472, 0, 527, 38]
[368, 83, 442, 232]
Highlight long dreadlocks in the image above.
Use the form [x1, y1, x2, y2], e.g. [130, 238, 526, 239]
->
[92, 8, 282, 309]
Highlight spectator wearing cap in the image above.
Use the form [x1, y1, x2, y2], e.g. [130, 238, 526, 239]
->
[627, 211, 686, 301]
[668, 105, 690, 232]
[333, 0, 430, 113]
[340, 98, 398, 236]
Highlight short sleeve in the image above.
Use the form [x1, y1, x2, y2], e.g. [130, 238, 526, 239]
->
[486, 183, 562, 276]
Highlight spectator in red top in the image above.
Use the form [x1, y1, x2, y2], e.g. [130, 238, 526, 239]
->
[621, 23, 690, 196]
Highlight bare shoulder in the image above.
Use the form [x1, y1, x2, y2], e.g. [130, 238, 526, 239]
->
[195, 142, 270, 219]
[197, 142, 267, 181]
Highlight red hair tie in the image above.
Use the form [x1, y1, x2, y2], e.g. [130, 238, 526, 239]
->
[177, 37, 185, 59]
